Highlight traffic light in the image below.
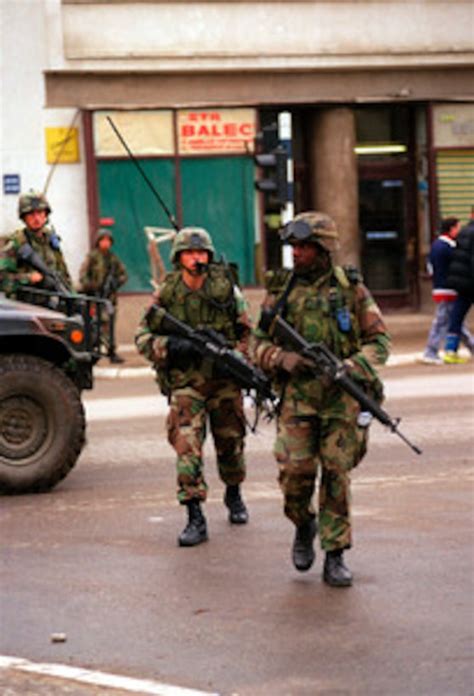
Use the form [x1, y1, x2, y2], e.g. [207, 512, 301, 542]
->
[254, 124, 289, 208]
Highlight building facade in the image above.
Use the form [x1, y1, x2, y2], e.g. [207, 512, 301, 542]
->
[2, 0, 473, 305]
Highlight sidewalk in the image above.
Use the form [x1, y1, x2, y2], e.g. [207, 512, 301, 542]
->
[98, 290, 473, 378]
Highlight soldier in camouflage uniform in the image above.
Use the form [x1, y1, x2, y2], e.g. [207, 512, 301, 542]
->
[0, 190, 72, 296]
[252, 212, 390, 587]
[79, 229, 128, 363]
[135, 227, 252, 547]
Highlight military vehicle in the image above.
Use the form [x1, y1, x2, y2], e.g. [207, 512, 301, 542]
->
[0, 289, 108, 494]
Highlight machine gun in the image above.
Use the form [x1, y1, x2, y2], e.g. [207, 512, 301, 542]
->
[260, 309, 422, 455]
[149, 307, 278, 427]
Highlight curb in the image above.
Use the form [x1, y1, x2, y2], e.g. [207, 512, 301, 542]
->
[93, 351, 440, 379]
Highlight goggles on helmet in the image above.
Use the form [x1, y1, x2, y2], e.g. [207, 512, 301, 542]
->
[279, 220, 314, 242]
[189, 232, 207, 248]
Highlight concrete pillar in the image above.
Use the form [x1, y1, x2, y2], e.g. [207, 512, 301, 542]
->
[309, 108, 359, 267]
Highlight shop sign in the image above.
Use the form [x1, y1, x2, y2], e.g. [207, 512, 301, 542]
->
[433, 103, 474, 148]
[178, 109, 256, 155]
[45, 127, 80, 164]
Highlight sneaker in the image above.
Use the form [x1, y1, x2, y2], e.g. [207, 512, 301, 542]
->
[418, 354, 443, 365]
[443, 352, 468, 365]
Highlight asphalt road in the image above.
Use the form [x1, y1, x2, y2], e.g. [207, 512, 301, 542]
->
[1, 363, 473, 696]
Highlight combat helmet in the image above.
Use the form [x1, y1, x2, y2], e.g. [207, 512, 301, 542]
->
[280, 211, 340, 254]
[18, 190, 51, 220]
[95, 228, 114, 246]
[171, 227, 215, 264]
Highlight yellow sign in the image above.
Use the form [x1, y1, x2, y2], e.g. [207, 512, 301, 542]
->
[45, 127, 80, 164]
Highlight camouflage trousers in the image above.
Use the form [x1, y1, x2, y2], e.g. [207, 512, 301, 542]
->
[274, 405, 368, 551]
[167, 380, 246, 503]
[97, 302, 117, 357]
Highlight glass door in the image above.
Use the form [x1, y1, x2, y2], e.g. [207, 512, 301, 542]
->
[359, 175, 408, 291]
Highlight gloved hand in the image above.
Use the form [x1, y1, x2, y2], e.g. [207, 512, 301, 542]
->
[275, 350, 313, 375]
[166, 335, 200, 369]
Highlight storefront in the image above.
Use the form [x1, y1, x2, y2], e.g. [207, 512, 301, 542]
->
[258, 104, 424, 307]
[85, 109, 258, 291]
[83, 101, 473, 305]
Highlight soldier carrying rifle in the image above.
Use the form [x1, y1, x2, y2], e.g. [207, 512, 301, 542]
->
[136, 227, 253, 547]
[0, 190, 72, 296]
[252, 211, 392, 587]
[79, 228, 128, 364]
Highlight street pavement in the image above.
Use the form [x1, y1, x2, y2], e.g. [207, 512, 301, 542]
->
[2, 359, 473, 695]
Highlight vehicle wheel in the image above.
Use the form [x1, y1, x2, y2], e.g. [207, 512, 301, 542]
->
[0, 354, 86, 494]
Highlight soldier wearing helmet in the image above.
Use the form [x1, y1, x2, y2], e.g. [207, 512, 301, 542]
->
[170, 227, 215, 266]
[79, 228, 128, 363]
[0, 190, 72, 296]
[136, 226, 252, 547]
[252, 211, 391, 587]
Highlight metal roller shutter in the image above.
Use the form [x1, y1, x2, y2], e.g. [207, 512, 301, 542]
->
[436, 149, 474, 222]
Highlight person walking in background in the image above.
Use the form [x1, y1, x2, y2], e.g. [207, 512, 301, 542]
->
[251, 212, 390, 587]
[420, 217, 473, 365]
[79, 228, 128, 364]
[135, 227, 251, 547]
[443, 208, 474, 364]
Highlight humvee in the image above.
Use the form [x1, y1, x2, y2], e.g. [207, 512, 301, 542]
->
[0, 289, 107, 493]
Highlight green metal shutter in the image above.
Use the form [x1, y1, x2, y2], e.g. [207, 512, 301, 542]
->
[97, 158, 176, 292]
[180, 157, 255, 285]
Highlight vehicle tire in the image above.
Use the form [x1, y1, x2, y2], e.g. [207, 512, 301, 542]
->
[0, 354, 86, 494]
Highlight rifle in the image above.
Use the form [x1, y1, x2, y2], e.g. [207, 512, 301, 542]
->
[17, 243, 71, 295]
[260, 309, 422, 455]
[16, 242, 112, 357]
[149, 307, 278, 427]
[101, 268, 118, 300]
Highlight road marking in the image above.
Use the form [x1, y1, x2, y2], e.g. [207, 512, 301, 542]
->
[0, 655, 219, 696]
[384, 371, 474, 399]
[85, 394, 168, 420]
[93, 351, 472, 378]
[84, 372, 473, 422]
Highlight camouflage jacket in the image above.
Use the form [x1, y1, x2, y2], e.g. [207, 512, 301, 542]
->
[252, 265, 391, 419]
[135, 264, 252, 393]
[79, 249, 128, 303]
[0, 226, 72, 296]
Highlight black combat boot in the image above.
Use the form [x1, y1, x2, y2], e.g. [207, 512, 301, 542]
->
[178, 499, 208, 547]
[292, 518, 317, 572]
[323, 549, 353, 587]
[224, 485, 249, 524]
[109, 353, 124, 364]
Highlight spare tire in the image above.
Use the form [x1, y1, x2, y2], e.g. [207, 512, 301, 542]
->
[0, 354, 86, 494]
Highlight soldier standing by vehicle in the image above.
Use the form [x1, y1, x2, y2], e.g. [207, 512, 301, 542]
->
[135, 227, 251, 547]
[0, 190, 72, 296]
[251, 212, 390, 587]
[79, 228, 128, 364]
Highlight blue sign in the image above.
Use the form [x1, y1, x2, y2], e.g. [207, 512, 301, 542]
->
[3, 174, 21, 195]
